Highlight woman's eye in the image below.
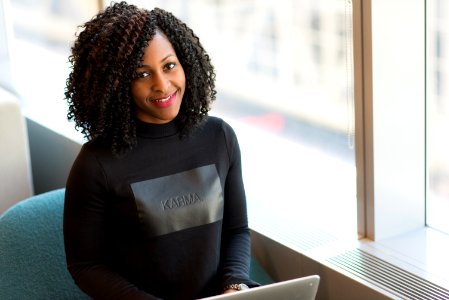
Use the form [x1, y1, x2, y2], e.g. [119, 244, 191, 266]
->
[164, 62, 176, 71]
[136, 71, 150, 78]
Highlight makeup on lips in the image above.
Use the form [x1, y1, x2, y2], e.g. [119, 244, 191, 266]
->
[150, 90, 177, 108]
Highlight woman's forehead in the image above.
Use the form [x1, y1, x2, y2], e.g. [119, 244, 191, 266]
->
[141, 32, 177, 63]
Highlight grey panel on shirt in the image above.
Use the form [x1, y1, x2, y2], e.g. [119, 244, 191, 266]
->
[131, 164, 224, 237]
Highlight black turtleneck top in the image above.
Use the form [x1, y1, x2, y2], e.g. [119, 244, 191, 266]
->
[63, 116, 258, 300]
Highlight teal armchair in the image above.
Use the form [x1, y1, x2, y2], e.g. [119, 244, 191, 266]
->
[0, 189, 89, 299]
[0, 189, 272, 299]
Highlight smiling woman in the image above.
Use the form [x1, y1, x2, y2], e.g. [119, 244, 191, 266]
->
[65, 4, 217, 156]
[62, 2, 259, 299]
[131, 31, 186, 124]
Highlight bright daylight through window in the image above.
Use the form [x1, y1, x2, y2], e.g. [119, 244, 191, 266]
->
[8, 0, 357, 242]
[7, 0, 98, 138]
[427, 0, 449, 235]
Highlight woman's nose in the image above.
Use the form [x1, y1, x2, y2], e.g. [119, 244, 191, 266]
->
[151, 72, 169, 93]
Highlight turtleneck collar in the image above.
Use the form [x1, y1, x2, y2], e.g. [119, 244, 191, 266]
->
[135, 118, 180, 138]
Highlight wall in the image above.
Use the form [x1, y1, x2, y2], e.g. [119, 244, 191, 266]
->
[251, 230, 397, 300]
[26, 118, 81, 194]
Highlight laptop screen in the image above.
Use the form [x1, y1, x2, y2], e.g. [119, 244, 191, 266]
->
[200, 275, 320, 300]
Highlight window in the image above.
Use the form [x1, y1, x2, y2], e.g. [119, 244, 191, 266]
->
[427, 0, 449, 234]
[3, 0, 99, 140]
[1, 0, 357, 242]
[355, 0, 449, 289]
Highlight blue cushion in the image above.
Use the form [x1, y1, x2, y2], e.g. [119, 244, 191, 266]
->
[250, 256, 274, 285]
[0, 189, 89, 299]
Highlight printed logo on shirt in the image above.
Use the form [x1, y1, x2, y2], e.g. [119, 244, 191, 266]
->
[131, 164, 224, 237]
[161, 193, 203, 210]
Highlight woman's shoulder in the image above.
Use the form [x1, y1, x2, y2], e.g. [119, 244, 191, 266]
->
[203, 115, 235, 133]
[81, 138, 108, 152]
[198, 116, 238, 147]
[204, 115, 223, 126]
[77, 138, 113, 163]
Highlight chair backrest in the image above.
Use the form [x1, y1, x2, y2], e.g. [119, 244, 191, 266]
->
[250, 258, 274, 286]
[0, 188, 89, 299]
[0, 87, 33, 214]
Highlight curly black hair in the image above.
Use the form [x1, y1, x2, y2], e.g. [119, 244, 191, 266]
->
[64, 1, 216, 156]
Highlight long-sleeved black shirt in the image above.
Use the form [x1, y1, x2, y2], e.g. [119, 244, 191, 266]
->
[63, 116, 258, 300]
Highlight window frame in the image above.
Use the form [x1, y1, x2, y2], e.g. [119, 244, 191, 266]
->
[354, 0, 449, 289]
[355, 0, 426, 241]
[0, 0, 14, 91]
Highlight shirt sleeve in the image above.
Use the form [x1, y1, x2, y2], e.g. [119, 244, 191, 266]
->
[63, 145, 161, 300]
[220, 122, 261, 289]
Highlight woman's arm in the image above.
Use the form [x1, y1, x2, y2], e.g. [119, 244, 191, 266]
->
[220, 123, 260, 290]
[63, 146, 159, 300]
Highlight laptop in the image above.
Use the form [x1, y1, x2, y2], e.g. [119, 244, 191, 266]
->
[201, 275, 320, 300]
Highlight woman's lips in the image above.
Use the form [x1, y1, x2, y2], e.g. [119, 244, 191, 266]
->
[150, 91, 177, 108]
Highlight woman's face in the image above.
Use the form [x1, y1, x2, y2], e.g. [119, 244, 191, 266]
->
[131, 31, 186, 124]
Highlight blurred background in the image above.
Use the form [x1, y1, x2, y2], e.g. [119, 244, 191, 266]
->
[1, 0, 448, 238]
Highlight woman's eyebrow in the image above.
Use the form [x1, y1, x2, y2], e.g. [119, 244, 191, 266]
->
[160, 54, 174, 62]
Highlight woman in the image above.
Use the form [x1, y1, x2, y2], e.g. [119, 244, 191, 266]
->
[63, 2, 258, 299]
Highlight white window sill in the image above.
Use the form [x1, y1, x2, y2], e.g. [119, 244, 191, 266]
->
[359, 227, 449, 290]
[251, 224, 449, 299]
